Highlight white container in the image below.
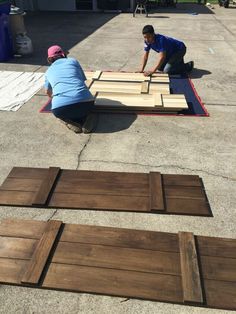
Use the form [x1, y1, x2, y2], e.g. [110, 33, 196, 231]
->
[15, 33, 33, 55]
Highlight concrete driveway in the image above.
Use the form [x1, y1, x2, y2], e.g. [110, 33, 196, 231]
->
[0, 4, 235, 313]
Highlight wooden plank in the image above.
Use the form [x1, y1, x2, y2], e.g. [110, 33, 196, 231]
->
[141, 81, 149, 94]
[200, 255, 236, 281]
[0, 219, 47, 239]
[21, 220, 62, 285]
[178, 232, 203, 304]
[49, 193, 149, 212]
[54, 179, 148, 196]
[53, 242, 181, 275]
[163, 174, 202, 187]
[164, 186, 206, 199]
[197, 236, 236, 259]
[7, 167, 49, 179]
[0, 237, 37, 259]
[0, 178, 42, 192]
[43, 263, 183, 303]
[162, 94, 188, 109]
[149, 83, 170, 94]
[92, 70, 102, 80]
[95, 92, 156, 108]
[0, 258, 29, 284]
[60, 169, 148, 183]
[100, 72, 150, 82]
[166, 198, 210, 216]
[149, 172, 165, 211]
[85, 79, 93, 88]
[90, 81, 141, 94]
[204, 280, 236, 310]
[61, 224, 179, 252]
[154, 93, 163, 107]
[0, 190, 35, 206]
[32, 167, 61, 206]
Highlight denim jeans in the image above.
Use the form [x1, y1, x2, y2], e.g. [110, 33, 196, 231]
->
[52, 100, 95, 124]
[161, 46, 187, 74]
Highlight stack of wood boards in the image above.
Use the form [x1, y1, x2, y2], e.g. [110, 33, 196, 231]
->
[0, 218, 235, 311]
[0, 167, 211, 216]
[84, 71, 188, 114]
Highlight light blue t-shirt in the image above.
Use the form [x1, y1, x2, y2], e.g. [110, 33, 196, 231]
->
[44, 57, 93, 109]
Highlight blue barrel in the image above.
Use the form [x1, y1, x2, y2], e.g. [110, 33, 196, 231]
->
[0, 13, 13, 62]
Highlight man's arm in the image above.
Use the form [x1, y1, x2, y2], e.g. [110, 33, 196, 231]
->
[139, 51, 150, 73]
[45, 88, 52, 98]
[144, 51, 166, 76]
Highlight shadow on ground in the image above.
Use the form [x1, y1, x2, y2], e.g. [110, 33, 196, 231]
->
[94, 113, 137, 133]
[190, 68, 212, 78]
[7, 12, 118, 67]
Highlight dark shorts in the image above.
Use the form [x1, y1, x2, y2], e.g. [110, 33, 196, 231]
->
[52, 100, 95, 124]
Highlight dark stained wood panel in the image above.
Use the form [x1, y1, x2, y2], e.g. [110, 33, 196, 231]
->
[0, 219, 235, 311]
[0, 167, 211, 216]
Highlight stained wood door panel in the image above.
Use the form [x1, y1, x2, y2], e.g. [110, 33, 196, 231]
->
[0, 219, 236, 310]
[0, 167, 211, 216]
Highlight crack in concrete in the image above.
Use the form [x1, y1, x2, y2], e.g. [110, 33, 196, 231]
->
[76, 135, 92, 170]
[79, 159, 236, 181]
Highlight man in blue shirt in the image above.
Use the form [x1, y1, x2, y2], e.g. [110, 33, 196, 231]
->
[45, 45, 96, 133]
[139, 25, 194, 76]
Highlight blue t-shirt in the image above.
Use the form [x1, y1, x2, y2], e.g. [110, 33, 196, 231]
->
[144, 34, 185, 60]
[44, 57, 93, 109]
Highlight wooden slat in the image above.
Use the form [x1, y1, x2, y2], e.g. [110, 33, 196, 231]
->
[92, 70, 102, 80]
[53, 242, 181, 275]
[154, 93, 163, 107]
[162, 94, 188, 109]
[149, 172, 165, 211]
[32, 167, 61, 206]
[43, 263, 183, 303]
[141, 81, 149, 94]
[85, 79, 93, 88]
[0, 258, 29, 284]
[0, 178, 42, 192]
[164, 186, 206, 199]
[204, 280, 236, 310]
[49, 193, 149, 212]
[166, 198, 210, 216]
[163, 174, 202, 187]
[7, 167, 49, 179]
[61, 224, 179, 252]
[0, 237, 37, 259]
[54, 179, 148, 196]
[200, 255, 236, 281]
[0, 219, 47, 239]
[21, 220, 62, 285]
[100, 72, 150, 82]
[0, 190, 35, 206]
[197, 236, 236, 259]
[178, 232, 203, 304]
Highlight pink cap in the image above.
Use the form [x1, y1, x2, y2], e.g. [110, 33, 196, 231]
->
[47, 45, 65, 58]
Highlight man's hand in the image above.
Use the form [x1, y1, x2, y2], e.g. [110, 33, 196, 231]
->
[143, 71, 153, 77]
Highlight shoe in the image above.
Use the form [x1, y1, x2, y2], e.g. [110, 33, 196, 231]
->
[186, 61, 194, 73]
[82, 113, 98, 134]
[66, 122, 82, 133]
